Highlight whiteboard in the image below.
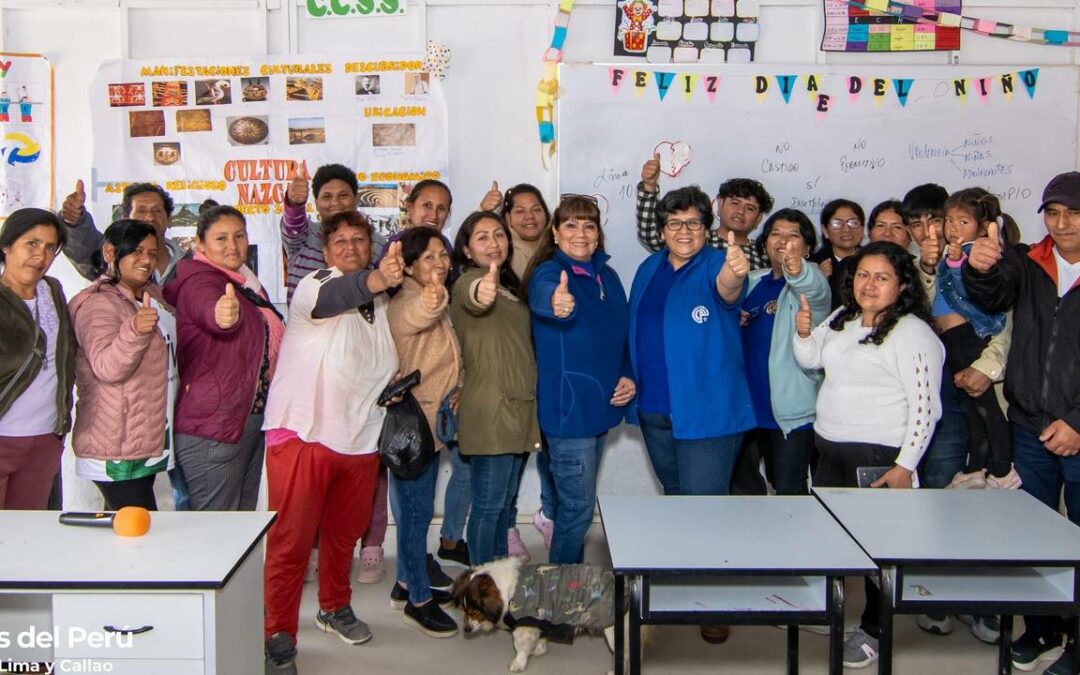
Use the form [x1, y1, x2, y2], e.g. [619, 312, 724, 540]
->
[557, 63, 1077, 501]
[558, 63, 1078, 291]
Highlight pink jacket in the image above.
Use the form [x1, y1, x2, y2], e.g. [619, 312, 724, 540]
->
[69, 279, 172, 461]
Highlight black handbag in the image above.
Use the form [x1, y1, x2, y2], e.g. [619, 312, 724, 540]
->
[377, 373, 435, 480]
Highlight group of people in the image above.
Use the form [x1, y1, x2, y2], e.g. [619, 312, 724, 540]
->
[0, 158, 1077, 675]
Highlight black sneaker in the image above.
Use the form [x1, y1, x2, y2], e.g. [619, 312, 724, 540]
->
[265, 631, 297, 675]
[1010, 631, 1063, 672]
[427, 553, 454, 590]
[437, 539, 471, 566]
[403, 599, 459, 638]
[315, 605, 372, 645]
[390, 581, 453, 610]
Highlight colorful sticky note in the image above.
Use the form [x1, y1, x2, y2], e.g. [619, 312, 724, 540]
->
[711, 21, 735, 42]
[558, 0, 574, 12]
[699, 47, 727, 63]
[864, 0, 888, 11]
[735, 0, 759, 18]
[727, 46, 753, 62]
[657, 0, 682, 17]
[937, 12, 961, 27]
[656, 20, 683, 41]
[673, 46, 699, 62]
[684, 0, 709, 18]
[684, 21, 710, 42]
[712, 0, 736, 17]
[646, 45, 673, 63]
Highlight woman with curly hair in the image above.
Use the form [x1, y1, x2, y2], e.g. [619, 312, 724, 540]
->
[793, 240, 944, 669]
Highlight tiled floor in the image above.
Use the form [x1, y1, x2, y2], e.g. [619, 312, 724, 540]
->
[295, 523, 1010, 675]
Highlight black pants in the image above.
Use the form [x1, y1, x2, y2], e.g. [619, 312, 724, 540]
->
[940, 323, 1012, 477]
[738, 427, 815, 496]
[730, 434, 768, 496]
[814, 434, 900, 639]
[94, 475, 158, 511]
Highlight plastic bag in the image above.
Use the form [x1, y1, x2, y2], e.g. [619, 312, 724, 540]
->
[378, 390, 435, 480]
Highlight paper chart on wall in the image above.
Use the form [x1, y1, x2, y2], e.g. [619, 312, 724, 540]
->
[615, 0, 760, 63]
[90, 55, 449, 303]
[822, 0, 961, 52]
[0, 54, 53, 219]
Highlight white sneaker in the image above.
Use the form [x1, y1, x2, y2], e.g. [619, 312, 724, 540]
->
[946, 470, 987, 489]
[355, 545, 385, 584]
[507, 528, 531, 563]
[916, 613, 954, 635]
[986, 466, 1022, 490]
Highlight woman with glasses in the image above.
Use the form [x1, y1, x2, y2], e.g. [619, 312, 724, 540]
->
[522, 195, 633, 564]
[811, 198, 865, 309]
[628, 185, 755, 644]
[739, 209, 831, 495]
[0, 208, 74, 510]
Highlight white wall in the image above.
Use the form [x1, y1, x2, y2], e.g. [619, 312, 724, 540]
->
[3, 0, 1078, 512]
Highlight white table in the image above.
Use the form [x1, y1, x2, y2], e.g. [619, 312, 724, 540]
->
[814, 488, 1080, 675]
[0, 511, 274, 674]
[599, 495, 876, 675]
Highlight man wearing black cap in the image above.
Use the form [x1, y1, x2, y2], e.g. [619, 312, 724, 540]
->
[963, 171, 1080, 675]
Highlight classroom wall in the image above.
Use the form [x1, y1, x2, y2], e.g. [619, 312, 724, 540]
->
[2, 0, 1078, 512]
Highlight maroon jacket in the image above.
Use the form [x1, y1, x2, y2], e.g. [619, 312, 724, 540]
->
[164, 259, 266, 443]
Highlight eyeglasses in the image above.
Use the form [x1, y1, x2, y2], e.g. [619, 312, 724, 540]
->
[664, 218, 705, 232]
[828, 218, 863, 230]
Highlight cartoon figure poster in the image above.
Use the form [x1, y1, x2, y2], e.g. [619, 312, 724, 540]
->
[614, 0, 760, 63]
[0, 54, 53, 219]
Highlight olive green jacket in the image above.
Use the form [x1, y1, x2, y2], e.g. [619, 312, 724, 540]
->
[449, 267, 540, 456]
[0, 277, 76, 435]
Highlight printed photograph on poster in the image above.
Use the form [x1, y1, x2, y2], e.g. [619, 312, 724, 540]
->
[404, 72, 429, 95]
[227, 115, 269, 146]
[153, 142, 181, 166]
[373, 123, 415, 147]
[129, 110, 166, 137]
[152, 81, 188, 107]
[195, 79, 232, 105]
[241, 77, 269, 102]
[288, 118, 326, 145]
[365, 211, 403, 240]
[176, 109, 212, 132]
[356, 183, 400, 208]
[1, 54, 54, 216]
[108, 83, 145, 107]
[286, 77, 323, 101]
[355, 75, 381, 95]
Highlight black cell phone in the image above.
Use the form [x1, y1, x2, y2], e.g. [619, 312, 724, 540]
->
[856, 466, 892, 488]
[377, 369, 421, 406]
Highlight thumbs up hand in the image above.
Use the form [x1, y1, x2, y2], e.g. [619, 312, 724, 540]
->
[920, 226, 942, 270]
[946, 242, 964, 262]
[723, 231, 750, 279]
[62, 179, 87, 225]
[421, 280, 446, 312]
[286, 176, 309, 207]
[641, 153, 661, 192]
[133, 291, 160, 335]
[475, 262, 499, 308]
[551, 270, 576, 318]
[968, 221, 1003, 272]
[215, 283, 240, 330]
[377, 241, 405, 288]
[479, 181, 502, 212]
[780, 238, 806, 276]
[795, 293, 813, 339]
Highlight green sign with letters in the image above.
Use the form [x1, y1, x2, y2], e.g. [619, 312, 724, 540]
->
[305, 0, 405, 18]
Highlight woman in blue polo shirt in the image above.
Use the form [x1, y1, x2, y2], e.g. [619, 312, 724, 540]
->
[629, 186, 755, 497]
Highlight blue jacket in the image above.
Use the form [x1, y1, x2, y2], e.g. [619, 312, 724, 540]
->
[745, 262, 830, 435]
[529, 251, 631, 438]
[936, 244, 1005, 338]
[629, 247, 754, 439]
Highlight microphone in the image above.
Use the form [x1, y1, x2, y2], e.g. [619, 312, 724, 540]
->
[59, 507, 151, 537]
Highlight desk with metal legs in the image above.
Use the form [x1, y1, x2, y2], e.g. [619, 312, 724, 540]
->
[599, 495, 876, 675]
[814, 488, 1080, 675]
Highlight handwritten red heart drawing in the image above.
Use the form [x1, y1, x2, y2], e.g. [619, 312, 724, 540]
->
[653, 140, 692, 177]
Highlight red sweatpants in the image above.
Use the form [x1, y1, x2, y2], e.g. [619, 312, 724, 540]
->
[0, 434, 63, 510]
[263, 438, 379, 640]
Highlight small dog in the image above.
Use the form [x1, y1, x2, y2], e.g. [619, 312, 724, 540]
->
[452, 557, 617, 672]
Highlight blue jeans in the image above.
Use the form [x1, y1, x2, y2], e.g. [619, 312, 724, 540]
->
[546, 435, 606, 564]
[467, 453, 525, 565]
[168, 466, 191, 511]
[388, 454, 438, 605]
[538, 443, 556, 520]
[756, 426, 814, 496]
[638, 411, 743, 495]
[918, 374, 968, 489]
[1014, 422, 1080, 640]
[439, 443, 471, 543]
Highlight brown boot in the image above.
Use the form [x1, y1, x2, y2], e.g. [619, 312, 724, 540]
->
[700, 624, 731, 644]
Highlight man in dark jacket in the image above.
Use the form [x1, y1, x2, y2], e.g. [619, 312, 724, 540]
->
[964, 171, 1080, 675]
